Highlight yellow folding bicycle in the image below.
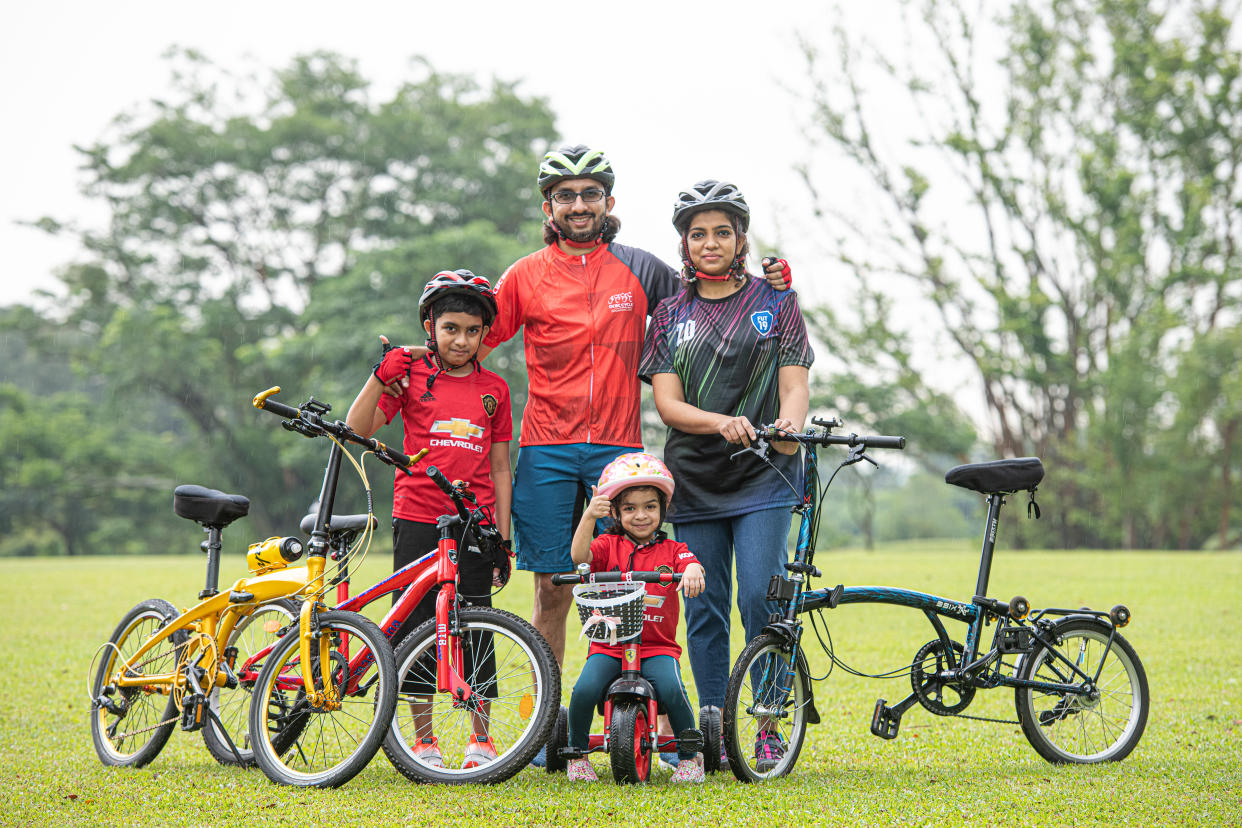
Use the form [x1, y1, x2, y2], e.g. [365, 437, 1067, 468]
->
[89, 387, 415, 787]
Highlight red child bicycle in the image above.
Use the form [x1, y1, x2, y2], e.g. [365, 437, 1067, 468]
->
[294, 465, 560, 783]
[545, 567, 722, 784]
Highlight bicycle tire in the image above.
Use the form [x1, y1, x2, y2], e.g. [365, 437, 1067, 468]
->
[382, 607, 559, 784]
[202, 598, 298, 766]
[608, 702, 650, 784]
[248, 610, 397, 787]
[1015, 617, 1149, 764]
[545, 704, 569, 773]
[700, 705, 722, 773]
[90, 598, 187, 768]
[723, 632, 810, 782]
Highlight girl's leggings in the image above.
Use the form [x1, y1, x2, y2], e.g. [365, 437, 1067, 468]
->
[567, 653, 698, 759]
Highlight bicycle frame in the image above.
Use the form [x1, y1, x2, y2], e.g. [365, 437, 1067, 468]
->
[105, 389, 417, 714]
[775, 440, 1113, 702]
[302, 470, 504, 702]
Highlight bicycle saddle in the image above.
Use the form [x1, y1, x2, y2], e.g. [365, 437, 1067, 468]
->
[944, 457, 1044, 494]
[299, 512, 378, 535]
[173, 484, 250, 527]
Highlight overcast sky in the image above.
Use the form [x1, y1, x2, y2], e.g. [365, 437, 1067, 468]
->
[0, 1, 880, 303]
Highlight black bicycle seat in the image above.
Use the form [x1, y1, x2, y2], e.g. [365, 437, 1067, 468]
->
[299, 512, 378, 535]
[173, 484, 250, 527]
[944, 457, 1044, 494]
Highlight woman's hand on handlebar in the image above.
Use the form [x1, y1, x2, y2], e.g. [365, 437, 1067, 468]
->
[679, 562, 706, 598]
[717, 414, 758, 447]
[767, 418, 800, 455]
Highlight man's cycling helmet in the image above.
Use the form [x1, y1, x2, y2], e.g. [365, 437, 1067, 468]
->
[596, 452, 675, 501]
[418, 269, 498, 327]
[538, 144, 616, 195]
[671, 179, 750, 234]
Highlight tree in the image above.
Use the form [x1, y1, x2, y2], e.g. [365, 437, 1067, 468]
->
[24, 49, 556, 539]
[799, 0, 1242, 548]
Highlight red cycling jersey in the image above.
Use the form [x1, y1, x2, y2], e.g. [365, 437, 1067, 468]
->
[483, 242, 680, 447]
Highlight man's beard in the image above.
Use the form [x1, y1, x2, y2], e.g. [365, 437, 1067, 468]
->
[556, 211, 605, 242]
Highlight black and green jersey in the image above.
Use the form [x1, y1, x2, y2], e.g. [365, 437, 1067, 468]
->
[639, 277, 814, 521]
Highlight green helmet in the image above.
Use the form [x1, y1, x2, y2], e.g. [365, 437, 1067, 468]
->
[672, 179, 750, 234]
[537, 144, 616, 195]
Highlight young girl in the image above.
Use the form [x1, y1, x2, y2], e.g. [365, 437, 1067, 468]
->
[565, 452, 707, 783]
[639, 180, 813, 770]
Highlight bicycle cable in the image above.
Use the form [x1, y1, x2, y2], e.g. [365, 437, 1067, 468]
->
[806, 607, 920, 681]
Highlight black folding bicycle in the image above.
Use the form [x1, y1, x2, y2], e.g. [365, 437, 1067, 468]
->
[722, 417, 1149, 782]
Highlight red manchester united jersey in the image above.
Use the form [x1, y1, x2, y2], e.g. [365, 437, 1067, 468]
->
[584, 533, 700, 660]
[377, 357, 512, 523]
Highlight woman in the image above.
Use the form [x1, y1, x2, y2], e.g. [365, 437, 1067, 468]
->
[638, 179, 812, 766]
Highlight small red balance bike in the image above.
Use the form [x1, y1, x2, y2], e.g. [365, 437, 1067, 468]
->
[545, 566, 722, 784]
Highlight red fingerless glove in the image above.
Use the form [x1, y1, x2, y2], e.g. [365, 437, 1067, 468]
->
[373, 346, 414, 385]
[763, 257, 792, 288]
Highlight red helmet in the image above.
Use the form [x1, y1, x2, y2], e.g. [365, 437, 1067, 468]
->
[418, 269, 498, 326]
[596, 452, 675, 501]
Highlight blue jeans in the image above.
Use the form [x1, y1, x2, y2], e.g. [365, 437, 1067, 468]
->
[568, 654, 698, 759]
[675, 507, 793, 708]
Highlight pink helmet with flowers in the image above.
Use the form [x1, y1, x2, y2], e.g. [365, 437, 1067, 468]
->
[596, 452, 675, 501]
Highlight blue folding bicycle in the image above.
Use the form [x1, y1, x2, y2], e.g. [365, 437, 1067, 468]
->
[722, 417, 1149, 782]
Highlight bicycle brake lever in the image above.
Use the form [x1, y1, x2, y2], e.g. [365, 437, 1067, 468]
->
[729, 436, 771, 462]
[843, 444, 878, 467]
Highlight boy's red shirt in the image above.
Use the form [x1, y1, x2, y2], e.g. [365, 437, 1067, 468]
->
[584, 533, 700, 660]
[377, 356, 511, 523]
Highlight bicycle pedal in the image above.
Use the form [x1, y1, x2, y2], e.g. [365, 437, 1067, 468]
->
[870, 698, 901, 740]
[180, 693, 208, 732]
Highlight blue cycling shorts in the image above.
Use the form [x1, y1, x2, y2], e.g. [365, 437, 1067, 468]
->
[512, 443, 633, 573]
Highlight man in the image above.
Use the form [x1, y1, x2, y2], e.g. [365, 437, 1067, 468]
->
[475, 145, 791, 666]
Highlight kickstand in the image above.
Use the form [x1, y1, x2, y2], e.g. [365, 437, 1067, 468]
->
[202, 705, 247, 765]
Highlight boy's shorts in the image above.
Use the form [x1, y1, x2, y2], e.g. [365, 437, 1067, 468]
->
[512, 443, 634, 573]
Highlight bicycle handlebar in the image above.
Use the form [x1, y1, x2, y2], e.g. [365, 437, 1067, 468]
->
[755, 423, 906, 451]
[252, 386, 427, 472]
[551, 571, 683, 586]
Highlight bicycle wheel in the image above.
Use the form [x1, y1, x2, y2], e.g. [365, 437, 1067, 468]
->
[90, 599, 187, 767]
[608, 702, 651, 784]
[1015, 617, 1149, 763]
[700, 705, 722, 773]
[248, 610, 397, 787]
[545, 705, 569, 774]
[202, 598, 298, 766]
[723, 632, 810, 782]
[383, 607, 559, 784]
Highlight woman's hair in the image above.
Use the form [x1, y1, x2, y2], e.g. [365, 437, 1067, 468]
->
[543, 214, 622, 247]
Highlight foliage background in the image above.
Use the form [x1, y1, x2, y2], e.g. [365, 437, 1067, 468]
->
[2, 0, 1240, 556]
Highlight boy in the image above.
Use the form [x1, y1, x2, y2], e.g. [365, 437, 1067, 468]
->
[345, 269, 512, 770]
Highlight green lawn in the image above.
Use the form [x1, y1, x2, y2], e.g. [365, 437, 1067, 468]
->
[3, 543, 1239, 826]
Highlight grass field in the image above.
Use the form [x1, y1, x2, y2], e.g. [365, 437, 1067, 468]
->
[3, 542, 1239, 827]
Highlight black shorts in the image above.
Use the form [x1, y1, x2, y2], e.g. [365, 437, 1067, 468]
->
[393, 518, 497, 699]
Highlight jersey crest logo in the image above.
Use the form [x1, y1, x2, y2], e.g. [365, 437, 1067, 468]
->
[480, 394, 498, 417]
[430, 418, 485, 440]
[750, 310, 774, 335]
